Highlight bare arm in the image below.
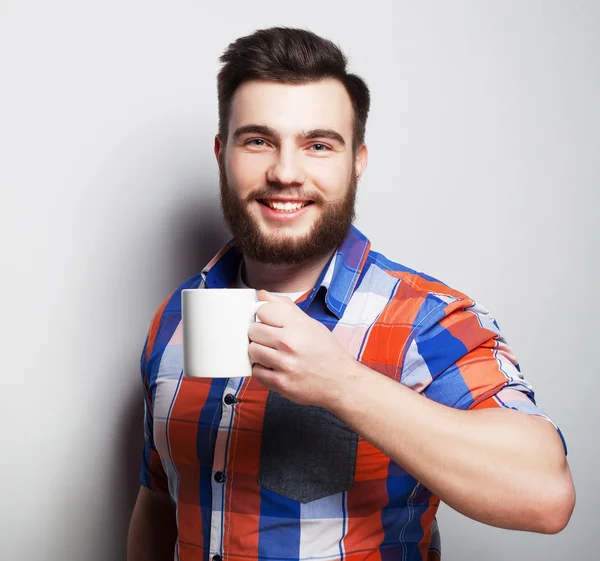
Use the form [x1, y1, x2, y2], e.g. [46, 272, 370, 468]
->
[329, 361, 576, 534]
[127, 485, 177, 561]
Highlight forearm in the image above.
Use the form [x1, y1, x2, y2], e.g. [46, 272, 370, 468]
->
[328, 361, 574, 533]
[127, 486, 178, 561]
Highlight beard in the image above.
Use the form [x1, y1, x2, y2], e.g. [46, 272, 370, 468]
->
[218, 160, 358, 265]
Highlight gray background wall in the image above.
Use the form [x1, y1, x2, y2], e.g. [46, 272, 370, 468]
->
[1, 1, 598, 559]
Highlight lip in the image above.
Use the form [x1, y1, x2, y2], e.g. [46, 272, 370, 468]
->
[259, 198, 313, 203]
[256, 200, 314, 222]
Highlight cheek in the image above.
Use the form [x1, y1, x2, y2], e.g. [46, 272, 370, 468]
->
[227, 152, 269, 189]
[307, 160, 352, 197]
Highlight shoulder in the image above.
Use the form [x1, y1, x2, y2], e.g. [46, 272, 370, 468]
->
[143, 271, 205, 364]
[364, 249, 506, 371]
[149, 272, 204, 325]
[364, 248, 484, 330]
[366, 249, 468, 300]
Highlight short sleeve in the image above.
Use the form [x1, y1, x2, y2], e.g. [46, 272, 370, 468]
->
[139, 317, 170, 494]
[400, 297, 567, 454]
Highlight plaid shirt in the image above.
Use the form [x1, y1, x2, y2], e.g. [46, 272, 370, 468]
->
[139, 225, 564, 561]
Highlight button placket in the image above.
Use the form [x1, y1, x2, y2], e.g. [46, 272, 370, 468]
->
[209, 377, 243, 561]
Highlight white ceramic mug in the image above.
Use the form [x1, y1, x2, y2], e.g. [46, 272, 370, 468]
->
[182, 288, 266, 378]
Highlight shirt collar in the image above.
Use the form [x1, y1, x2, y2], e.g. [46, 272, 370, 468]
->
[201, 224, 371, 319]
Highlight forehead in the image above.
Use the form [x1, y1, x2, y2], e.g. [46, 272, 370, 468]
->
[228, 79, 354, 140]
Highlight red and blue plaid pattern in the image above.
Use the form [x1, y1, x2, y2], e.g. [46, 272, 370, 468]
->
[139, 225, 564, 561]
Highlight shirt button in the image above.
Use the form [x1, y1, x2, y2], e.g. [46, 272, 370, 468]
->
[213, 555, 222, 561]
[214, 471, 225, 483]
[224, 394, 237, 405]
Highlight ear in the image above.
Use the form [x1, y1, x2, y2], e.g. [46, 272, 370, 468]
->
[214, 135, 223, 164]
[354, 143, 368, 179]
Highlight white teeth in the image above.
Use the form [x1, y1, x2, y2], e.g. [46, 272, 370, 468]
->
[266, 200, 308, 212]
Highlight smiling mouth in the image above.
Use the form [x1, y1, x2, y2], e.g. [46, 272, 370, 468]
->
[258, 199, 314, 212]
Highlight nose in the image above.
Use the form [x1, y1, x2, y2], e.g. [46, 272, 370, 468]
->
[266, 143, 305, 186]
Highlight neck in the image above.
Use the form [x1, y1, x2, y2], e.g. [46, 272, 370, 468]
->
[241, 250, 336, 293]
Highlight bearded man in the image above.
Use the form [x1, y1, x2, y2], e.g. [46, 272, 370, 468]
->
[127, 26, 575, 561]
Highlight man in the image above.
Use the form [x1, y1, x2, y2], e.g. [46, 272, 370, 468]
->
[127, 27, 575, 561]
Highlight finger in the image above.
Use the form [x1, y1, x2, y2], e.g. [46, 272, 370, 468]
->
[248, 341, 280, 369]
[251, 363, 280, 391]
[248, 321, 281, 349]
[255, 299, 298, 328]
[257, 289, 291, 303]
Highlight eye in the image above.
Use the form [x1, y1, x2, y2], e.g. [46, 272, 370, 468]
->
[309, 143, 330, 152]
[246, 138, 268, 147]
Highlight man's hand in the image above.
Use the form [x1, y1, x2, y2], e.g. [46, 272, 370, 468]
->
[247, 289, 356, 407]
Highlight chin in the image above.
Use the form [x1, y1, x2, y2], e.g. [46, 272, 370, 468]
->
[260, 221, 314, 240]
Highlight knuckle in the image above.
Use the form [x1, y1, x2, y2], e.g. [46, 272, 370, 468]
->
[280, 354, 296, 373]
[275, 374, 290, 393]
[279, 329, 298, 353]
[279, 334, 293, 352]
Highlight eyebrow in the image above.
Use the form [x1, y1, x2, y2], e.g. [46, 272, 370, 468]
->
[303, 128, 346, 146]
[232, 124, 346, 147]
[232, 124, 278, 141]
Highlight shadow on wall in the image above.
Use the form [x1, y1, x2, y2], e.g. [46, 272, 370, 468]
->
[112, 187, 230, 557]
[168, 191, 232, 286]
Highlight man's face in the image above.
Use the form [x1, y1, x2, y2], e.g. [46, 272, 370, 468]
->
[216, 79, 367, 265]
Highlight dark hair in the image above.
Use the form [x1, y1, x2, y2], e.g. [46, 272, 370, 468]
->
[217, 27, 370, 152]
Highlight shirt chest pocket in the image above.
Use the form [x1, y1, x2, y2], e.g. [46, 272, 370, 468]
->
[258, 391, 358, 504]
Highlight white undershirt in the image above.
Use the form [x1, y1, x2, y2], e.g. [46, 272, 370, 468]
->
[236, 262, 306, 302]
